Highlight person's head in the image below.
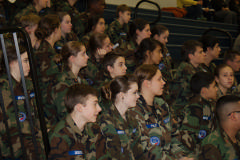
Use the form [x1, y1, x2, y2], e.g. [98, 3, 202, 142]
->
[87, 0, 106, 15]
[216, 95, 240, 127]
[181, 40, 205, 66]
[20, 14, 40, 35]
[35, 14, 61, 41]
[116, 4, 131, 24]
[57, 12, 72, 36]
[151, 24, 169, 46]
[89, 33, 113, 60]
[33, 0, 49, 11]
[103, 52, 127, 78]
[134, 64, 165, 96]
[190, 71, 217, 100]
[224, 50, 240, 72]
[135, 38, 163, 66]
[215, 64, 234, 90]
[86, 15, 105, 34]
[64, 84, 101, 123]
[105, 75, 139, 108]
[129, 18, 151, 44]
[61, 41, 88, 70]
[1, 46, 30, 80]
[199, 35, 221, 60]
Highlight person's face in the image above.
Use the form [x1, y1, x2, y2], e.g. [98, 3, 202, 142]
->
[227, 55, 240, 72]
[93, 18, 105, 34]
[123, 83, 139, 108]
[216, 66, 234, 89]
[61, 15, 72, 35]
[81, 95, 102, 123]
[153, 30, 169, 46]
[149, 70, 165, 96]
[190, 46, 206, 66]
[11, 52, 30, 77]
[108, 57, 127, 78]
[72, 46, 89, 69]
[137, 24, 151, 42]
[101, 37, 113, 54]
[120, 11, 131, 24]
[150, 45, 163, 65]
[92, 0, 106, 14]
[204, 81, 218, 100]
[209, 43, 221, 59]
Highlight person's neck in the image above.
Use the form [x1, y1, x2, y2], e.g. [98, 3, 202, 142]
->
[136, 38, 142, 46]
[71, 111, 86, 132]
[11, 71, 21, 82]
[218, 85, 228, 95]
[61, 32, 66, 39]
[204, 54, 213, 67]
[189, 61, 199, 68]
[117, 18, 124, 26]
[141, 89, 154, 106]
[68, 0, 77, 7]
[45, 36, 55, 48]
[143, 59, 153, 65]
[115, 101, 128, 120]
[222, 122, 238, 143]
[71, 65, 81, 78]
[34, 4, 42, 13]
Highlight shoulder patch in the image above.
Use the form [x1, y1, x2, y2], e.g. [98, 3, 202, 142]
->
[150, 136, 160, 146]
[18, 112, 26, 122]
[198, 130, 207, 139]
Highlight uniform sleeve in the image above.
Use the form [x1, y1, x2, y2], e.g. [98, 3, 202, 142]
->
[198, 144, 222, 160]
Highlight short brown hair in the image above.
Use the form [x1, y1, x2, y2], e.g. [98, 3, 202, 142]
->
[223, 50, 240, 63]
[20, 14, 41, 28]
[116, 4, 131, 18]
[181, 40, 202, 62]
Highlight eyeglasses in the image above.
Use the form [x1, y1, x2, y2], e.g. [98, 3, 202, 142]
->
[227, 111, 240, 116]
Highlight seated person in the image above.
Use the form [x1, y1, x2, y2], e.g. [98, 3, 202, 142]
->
[199, 35, 221, 73]
[177, 0, 203, 19]
[199, 95, 240, 160]
[48, 84, 102, 159]
[180, 71, 218, 154]
[107, 4, 131, 48]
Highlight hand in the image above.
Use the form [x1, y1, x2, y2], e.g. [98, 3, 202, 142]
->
[97, 48, 107, 57]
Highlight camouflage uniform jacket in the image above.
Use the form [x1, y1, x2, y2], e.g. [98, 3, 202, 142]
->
[48, 114, 100, 160]
[78, 11, 91, 39]
[199, 126, 240, 160]
[54, 32, 78, 54]
[52, 0, 85, 39]
[80, 32, 92, 50]
[128, 95, 188, 160]
[0, 75, 45, 159]
[180, 95, 216, 155]
[46, 69, 88, 126]
[107, 19, 128, 47]
[171, 62, 203, 121]
[200, 62, 216, 74]
[13, 4, 37, 25]
[97, 104, 145, 160]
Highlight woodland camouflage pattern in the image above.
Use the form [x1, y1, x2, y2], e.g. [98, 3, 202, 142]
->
[0, 75, 45, 159]
[54, 32, 78, 54]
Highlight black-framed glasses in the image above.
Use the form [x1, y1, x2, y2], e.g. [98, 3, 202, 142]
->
[227, 111, 240, 116]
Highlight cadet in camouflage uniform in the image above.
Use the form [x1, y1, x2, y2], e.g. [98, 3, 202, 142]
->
[128, 65, 192, 160]
[180, 72, 217, 155]
[170, 40, 206, 121]
[97, 75, 145, 159]
[199, 95, 240, 160]
[46, 41, 89, 126]
[107, 4, 131, 48]
[199, 35, 221, 74]
[0, 46, 45, 159]
[48, 84, 102, 159]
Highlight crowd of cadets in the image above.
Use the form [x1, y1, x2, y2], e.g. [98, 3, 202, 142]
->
[0, 0, 240, 159]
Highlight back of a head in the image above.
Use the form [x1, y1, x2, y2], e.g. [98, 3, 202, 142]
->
[199, 35, 219, 52]
[129, 18, 149, 40]
[64, 84, 98, 113]
[151, 24, 168, 37]
[181, 40, 202, 62]
[190, 71, 215, 94]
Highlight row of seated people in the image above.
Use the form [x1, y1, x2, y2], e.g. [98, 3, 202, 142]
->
[0, 1, 240, 160]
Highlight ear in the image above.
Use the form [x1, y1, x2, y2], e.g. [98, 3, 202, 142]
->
[75, 103, 84, 112]
[188, 53, 193, 60]
[206, 47, 212, 53]
[136, 29, 140, 35]
[142, 79, 151, 88]
[25, 26, 31, 33]
[107, 65, 113, 74]
[153, 34, 159, 40]
[200, 87, 207, 97]
[69, 55, 75, 63]
[215, 76, 219, 84]
[119, 11, 123, 18]
[228, 112, 237, 121]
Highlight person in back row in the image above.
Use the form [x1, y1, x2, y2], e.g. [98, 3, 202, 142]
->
[48, 84, 102, 159]
[199, 95, 240, 160]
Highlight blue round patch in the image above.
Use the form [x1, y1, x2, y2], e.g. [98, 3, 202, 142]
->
[18, 112, 26, 122]
[150, 136, 160, 146]
[159, 63, 165, 70]
[198, 130, 207, 139]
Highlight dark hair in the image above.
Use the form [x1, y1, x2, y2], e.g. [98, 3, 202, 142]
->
[88, 33, 109, 58]
[134, 64, 158, 91]
[35, 14, 60, 40]
[116, 4, 131, 17]
[102, 74, 137, 103]
[216, 95, 240, 121]
[103, 51, 124, 74]
[57, 12, 69, 22]
[199, 35, 219, 52]
[190, 71, 215, 94]
[87, 0, 106, 9]
[129, 18, 149, 42]
[181, 40, 203, 62]
[223, 50, 240, 63]
[64, 84, 98, 113]
[214, 64, 233, 77]
[135, 38, 163, 66]
[61, 41, 85, 68]
[86, 15, 104, 33]
[151, 24, 168, 37]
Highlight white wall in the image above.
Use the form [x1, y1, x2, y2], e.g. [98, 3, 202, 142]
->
[106, 0, 177, 9]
